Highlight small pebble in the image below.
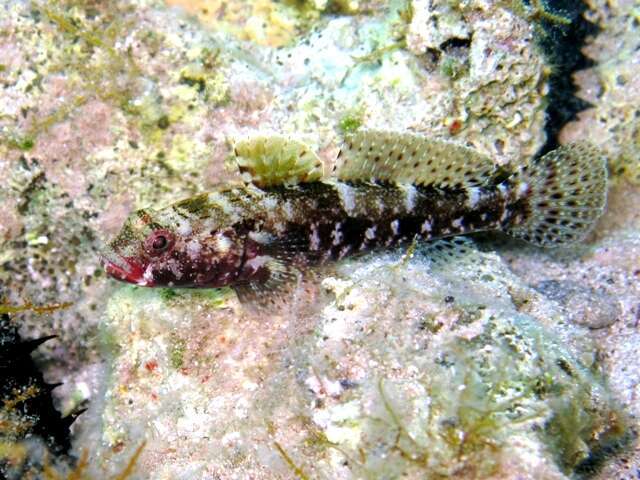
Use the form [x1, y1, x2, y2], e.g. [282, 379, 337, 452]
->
[534, 280, 621, 329]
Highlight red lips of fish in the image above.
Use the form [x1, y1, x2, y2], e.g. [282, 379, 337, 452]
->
[102, 256, 150, 286]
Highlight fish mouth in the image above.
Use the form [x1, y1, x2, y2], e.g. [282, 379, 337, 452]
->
[100, 248, 152, 286]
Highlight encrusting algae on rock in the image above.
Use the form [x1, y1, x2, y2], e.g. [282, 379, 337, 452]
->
[102, 130, 607, 307]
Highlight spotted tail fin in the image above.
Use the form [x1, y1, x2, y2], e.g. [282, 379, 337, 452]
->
[504, 143, 608, 246]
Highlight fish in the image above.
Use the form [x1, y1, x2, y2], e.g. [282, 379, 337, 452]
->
[101, 130, 608, 304]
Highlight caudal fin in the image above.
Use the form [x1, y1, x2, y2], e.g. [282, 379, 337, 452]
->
[505, 143, 608, 247]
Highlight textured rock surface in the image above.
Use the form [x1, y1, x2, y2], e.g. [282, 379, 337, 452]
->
[555, 0, 640, 474]
[560, 0, 640, 184]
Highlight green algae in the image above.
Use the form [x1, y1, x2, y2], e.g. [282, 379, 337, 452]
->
[169, 334, 187, 370]
[173, 193, 211, 216]
[124, 286, 232, 310]
[177, 54, 230, 106]
[0, 2, 228, 153]
[97, 318, 121, 358]
[545, 382, 630, 474]
[5, 135, 35, 151]
[505, 0, 571, 26]
[338, 112, 364, 134]
[609, 144, 640, 185]
[273, 440, 310, 480]
[0, 301, 72, 315]
[440, 55, 468, 79]
[0, 5, 117, 149]
[1, 4, 140, 148]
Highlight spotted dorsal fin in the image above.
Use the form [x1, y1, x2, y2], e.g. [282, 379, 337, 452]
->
[336, 130, 497, 188]
[229, 135, 324, 188]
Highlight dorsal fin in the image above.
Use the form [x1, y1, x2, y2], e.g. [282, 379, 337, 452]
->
[335, 130, 497, 188]
[229, 135, 324, 188]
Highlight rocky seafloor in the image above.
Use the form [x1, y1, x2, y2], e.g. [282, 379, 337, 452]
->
[0, 0, 639, 479]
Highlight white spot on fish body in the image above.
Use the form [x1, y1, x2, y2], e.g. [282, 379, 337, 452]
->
[201, 218, 215, 234]
[452, 217, 464, 229]
[244, 255, 270, 274]
[208, 192, 239, 221]
[390, 220, 400, 235]
[283, 201, 295, 220]
[331, 223, 343, 246]
[516, 181, 529, 198]
[142, 265, 154, 284]
[334, 182, 356, 214]
[421, 220, 432, 233]
[310, 225, 321, 250]
[249, 231, 273, 244]
[186, 239, 202, 259]
[499, 206, 510, 223]
[215, 235, 232, 254]
[262, 196, 278, 211]
[365, 226, 377, 240]
[176, 218, 192, 236]
[467, 187, 481, 208]
[168, 259, 184, 279]
[273, 222, 287, 234]
[404, 185, 418, 212]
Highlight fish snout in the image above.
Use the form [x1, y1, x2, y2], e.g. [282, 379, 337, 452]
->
[101, 250, 150, 286]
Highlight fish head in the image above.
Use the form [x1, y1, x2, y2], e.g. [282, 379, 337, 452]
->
[102, 206, 245, 288]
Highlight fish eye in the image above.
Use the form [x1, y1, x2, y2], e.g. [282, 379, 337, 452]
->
[152, 235, 168, 250]
[144, 229, 174, 255]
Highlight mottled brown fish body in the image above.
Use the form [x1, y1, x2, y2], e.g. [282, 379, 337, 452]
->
[102, 130, 607, 305]
[249, 181, 509, 263]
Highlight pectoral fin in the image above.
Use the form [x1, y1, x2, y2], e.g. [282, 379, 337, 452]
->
[233, 230, 314, 310]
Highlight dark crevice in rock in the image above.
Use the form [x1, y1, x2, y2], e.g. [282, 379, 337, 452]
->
[0, 314, 79, 477]
[533, 0, 599, 155]
[439, 37, 471, 51]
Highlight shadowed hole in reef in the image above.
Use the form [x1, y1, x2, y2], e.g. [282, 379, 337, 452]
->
[532, 0, 599, 155]
[0, 313, 84, 477]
